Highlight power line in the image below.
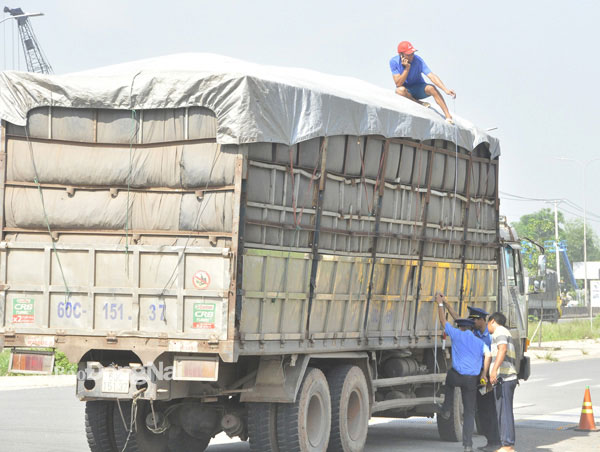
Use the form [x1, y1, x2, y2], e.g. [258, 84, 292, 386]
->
[500, 191, 600, 222]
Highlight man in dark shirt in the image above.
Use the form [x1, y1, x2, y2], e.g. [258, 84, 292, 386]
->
[390, 41, 456, 124]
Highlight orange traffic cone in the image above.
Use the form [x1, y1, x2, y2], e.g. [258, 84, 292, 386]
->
[575, 386, 600, 432]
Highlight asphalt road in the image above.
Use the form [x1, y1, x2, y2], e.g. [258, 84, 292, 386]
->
[1, 358, 599, 452]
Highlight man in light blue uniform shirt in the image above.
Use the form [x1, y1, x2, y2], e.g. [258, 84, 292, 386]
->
[437, 293, 491, 452]
[468, 307, 501, 452]
[390, 41, 456, 123]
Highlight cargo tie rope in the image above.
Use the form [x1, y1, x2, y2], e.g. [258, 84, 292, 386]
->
[158, 147, 224, 300]
[24, 122, 72, 299]
[288, 143, 323, 231]
[125, 109, 138, 276]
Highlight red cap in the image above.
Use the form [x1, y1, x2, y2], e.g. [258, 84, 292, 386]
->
[397, 41, 417, 54]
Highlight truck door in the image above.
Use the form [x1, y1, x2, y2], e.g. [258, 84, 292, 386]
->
[501, 245, 527, 336]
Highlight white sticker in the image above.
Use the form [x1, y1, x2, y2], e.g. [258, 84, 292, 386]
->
[168, 340, 199, 353]
[24, 335, 55, 347]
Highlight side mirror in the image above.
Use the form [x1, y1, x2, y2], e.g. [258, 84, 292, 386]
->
[537, 254, 547, 277]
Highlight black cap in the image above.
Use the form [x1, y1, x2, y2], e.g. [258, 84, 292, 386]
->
[467, 306, 489, 319]
[456, 318, 475, 327]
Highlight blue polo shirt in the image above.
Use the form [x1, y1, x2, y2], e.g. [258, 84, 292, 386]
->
[445, 323, 490, 376]
[474, 327, 492, 349]
[389, 54, 431, 86]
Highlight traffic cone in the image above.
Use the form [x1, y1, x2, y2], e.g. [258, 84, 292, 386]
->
[575, 386, 600, 432]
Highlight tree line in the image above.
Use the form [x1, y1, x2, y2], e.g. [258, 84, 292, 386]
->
[512, 208, 600, 289]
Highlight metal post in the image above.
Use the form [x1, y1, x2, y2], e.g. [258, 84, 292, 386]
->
[553, 201, 561, 287]
[583, 167, 591, 329]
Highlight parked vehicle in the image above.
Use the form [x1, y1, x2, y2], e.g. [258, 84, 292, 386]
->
[0, 55, 528, 452]
[528, 269, 561, 322]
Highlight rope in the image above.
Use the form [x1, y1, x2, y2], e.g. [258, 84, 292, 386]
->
[125, 110, 137, 275]
[293, 142, 324, 228]
[24, 124, 71, 298]
[116, 387, 145, 452]
[448, 98, 459, 258]
[159, 148, 223, 298]
[288, 146, 299, 227]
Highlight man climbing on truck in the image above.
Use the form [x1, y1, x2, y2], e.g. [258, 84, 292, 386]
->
[390, 40, 456, 124]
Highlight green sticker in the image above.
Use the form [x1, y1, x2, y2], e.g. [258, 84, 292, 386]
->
[13, 298, 35, 323]
[192, 303, 216, 329]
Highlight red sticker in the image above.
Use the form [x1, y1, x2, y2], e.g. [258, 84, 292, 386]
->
[192, 270, 211, 290]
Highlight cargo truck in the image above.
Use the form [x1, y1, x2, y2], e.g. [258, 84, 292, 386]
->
[0, 54, 529, 452]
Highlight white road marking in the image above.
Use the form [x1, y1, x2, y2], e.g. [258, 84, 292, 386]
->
[548, 378, 592, 388]
[521, 377, 547, 384]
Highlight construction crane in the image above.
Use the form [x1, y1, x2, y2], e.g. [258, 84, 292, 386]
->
[3, 6, 52, 74]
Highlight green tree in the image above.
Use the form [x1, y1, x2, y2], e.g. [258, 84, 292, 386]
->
[512, 208, 600, 289]
[562, 218, 600, 263]
[512, 208, 564, 276]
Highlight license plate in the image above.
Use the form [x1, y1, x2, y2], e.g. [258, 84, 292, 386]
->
[102, 368, 130, 394]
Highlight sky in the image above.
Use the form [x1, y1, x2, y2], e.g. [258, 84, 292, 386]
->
[2, 0, 600, 234]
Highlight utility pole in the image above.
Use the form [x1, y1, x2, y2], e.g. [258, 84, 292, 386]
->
[2, 6, 52, 74]
[553, 201, 561, 287]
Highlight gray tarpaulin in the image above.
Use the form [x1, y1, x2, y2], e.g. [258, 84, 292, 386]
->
[0, 53, 500, 158]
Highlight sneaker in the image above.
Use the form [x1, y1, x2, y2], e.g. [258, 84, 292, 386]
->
[464, 447, 473, 452]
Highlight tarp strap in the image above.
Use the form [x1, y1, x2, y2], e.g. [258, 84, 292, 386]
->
[24, 124, 71, 298]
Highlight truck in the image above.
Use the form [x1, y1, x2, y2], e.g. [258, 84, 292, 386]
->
[527, 269, 561, 322]
[0, 54, 529, 452]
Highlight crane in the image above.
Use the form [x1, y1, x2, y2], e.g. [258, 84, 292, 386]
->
[3, 6, 52, 74]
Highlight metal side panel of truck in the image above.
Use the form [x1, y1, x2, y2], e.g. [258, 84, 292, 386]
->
[0, 56, 527, 452]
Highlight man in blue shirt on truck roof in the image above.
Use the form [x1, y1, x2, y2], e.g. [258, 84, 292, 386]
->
[390, 41, 456, 124]
[436, 293, 492, 452]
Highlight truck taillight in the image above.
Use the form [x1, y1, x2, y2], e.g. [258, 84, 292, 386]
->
[525, 339, 530, 352]
[173, 356, 219, 381]
[9, 350, 55, 374]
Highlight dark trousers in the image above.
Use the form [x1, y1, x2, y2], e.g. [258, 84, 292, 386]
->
[494, 378, 518, 447]
[477, 388, 500, 445]
[442, 368, 478, 447]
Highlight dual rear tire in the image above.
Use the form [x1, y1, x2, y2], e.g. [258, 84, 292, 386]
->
[247, 365, 370, 452]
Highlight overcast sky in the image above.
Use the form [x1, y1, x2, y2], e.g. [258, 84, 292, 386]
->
[2, 0, 599, 233]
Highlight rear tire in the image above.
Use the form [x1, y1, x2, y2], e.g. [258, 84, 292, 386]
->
[277, 367, 331, 452]
[248, 403, 280, 452]
[326, 365, 369, 452]
[437, 386, 463, 442]
[85, 401, 117, 452]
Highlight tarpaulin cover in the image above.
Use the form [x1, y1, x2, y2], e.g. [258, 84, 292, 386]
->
[0, 53, 500, 158]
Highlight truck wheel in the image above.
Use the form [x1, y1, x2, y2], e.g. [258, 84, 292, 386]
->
[326, 365, 369, 452]
[85, 401, 117, 452]
[437, 387, 463, 442]
[277, 367, 331, 452]
[248, 403, 280, 452]
[113, 400, 170, 452]
[168, 427, 210, 452]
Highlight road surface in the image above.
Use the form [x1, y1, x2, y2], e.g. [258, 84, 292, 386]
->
[1, 358, 599, 451]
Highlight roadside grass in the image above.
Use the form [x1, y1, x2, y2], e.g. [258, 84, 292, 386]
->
[0, 349, 9, 375]
[528, 315, 600, 342]
[0, 348, 76, 376]
[535, 352, 558, 362]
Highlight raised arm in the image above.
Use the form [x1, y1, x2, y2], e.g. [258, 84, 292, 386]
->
[442, 298, 459, 320]
[392, 55, 412, 87]
[426, 72, 456, 98]
[436, 293, 448, 327]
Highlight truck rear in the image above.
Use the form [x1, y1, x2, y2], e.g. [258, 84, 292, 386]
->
[0, 54, 527, 452]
